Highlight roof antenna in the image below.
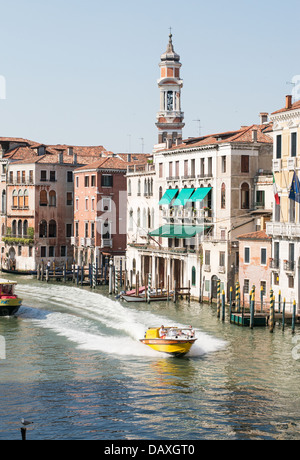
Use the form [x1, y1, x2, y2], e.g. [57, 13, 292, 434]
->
[193, 119, 202, 137]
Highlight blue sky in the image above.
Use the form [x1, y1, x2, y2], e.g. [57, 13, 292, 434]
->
[0, 0, 299, 153]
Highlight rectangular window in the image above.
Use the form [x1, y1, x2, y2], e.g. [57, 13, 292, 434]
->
[101, 175, 113, 187]
[289, 275, 294, 289]
[205, 280, 210, 292]
[175, 161, 179, 177]
[67, 192, 73, 206]
[184, 159, 188, 176]
[9, 171, 13, 183]
[76, 176, 79, 188]
[60, 246, 66, 257]
[219, 251, 225, 267]
[85, 198, 89, 211]
[260, 281, 266, 296]
[256, 190, 265, 207]
[41, 246, 47, 258]
[29, 170, 33, 183]
[66, 224, 72, 238]
[244, 279, 250, 294]
[291, 132, 297, 157]
[276, 135, 282, 159]
[159, 163, 163, 178]
[75, 198, 79, 211]
[222, 156, 226, 173]
[169, 162, 173, 178]
[241, 155, 249, 173]
[91, 175, 96, 187]
[49, 246, 55, 257]
[17, 171, 20, 183]
[50, 171, 56, 182]
[40, 170, 47, 182]
[29, 246, 33, 257]
[244, 247, 250, 264]
[91, 222, 95, 239]
[75, 222, 79, 237]
[261, 247, 267, 265]
[205, 250, 210, 265]
[67, 171, 73, 182]
[85, 176, 89, 187]
[22, 171, 26, 183]
[85, 222, 89, 238]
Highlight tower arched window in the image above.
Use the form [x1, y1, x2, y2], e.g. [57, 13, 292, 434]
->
[12, 190, 18, 208]
[39, 220, 47, 238]
[49, 190, 56, 207]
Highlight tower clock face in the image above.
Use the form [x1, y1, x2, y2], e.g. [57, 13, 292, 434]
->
[167, 91, 173, 111]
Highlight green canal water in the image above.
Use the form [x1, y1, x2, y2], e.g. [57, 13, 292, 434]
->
[0, 275, 299, 440]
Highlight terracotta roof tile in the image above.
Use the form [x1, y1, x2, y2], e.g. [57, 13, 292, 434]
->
[237, 230, 271, 241]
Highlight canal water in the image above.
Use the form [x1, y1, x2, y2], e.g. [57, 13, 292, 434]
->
[0, 275, 300, 440]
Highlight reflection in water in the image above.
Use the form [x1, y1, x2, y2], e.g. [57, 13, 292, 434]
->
[0, 277, 299, 440]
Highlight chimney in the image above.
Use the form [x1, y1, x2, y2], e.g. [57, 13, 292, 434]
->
[127, 154, 131, 162]
[252, 129, 258, 142]
[286, 95, 293, 109]
[73, 153, 77, 165]
[260, 112, 268, 124]
[58, 152, 63, 164]
[68, 147, 74, 156]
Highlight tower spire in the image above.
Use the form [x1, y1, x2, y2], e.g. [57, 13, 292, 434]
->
[155, 32, 185, 148]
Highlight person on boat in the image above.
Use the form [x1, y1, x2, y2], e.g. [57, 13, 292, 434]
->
[188, 326, 195, 338]
[159, 325, 167, 338]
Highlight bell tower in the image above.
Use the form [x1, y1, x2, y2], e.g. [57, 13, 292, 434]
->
[156, 32, 185, 147]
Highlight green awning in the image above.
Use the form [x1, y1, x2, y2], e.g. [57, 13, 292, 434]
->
[188, 187, 212, 202]
[173, 188, 195, 206]
[158, 189, 178, 205]
[149, 224, 209, 239]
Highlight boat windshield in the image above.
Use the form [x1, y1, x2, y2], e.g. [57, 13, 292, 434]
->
[0, 284, 14, 296]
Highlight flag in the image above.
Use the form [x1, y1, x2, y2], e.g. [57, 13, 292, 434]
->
[273, 173, 280, 205]
[289, 170, 300, 203]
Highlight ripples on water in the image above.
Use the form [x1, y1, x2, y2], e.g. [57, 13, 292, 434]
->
[0, 279, 300, 440]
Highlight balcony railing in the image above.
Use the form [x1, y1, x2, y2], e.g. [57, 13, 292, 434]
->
[284, 260, 295, 272]
[269, 258, 280, 270]
[267, 222, 300, 238]
[101, 238, 112, 248]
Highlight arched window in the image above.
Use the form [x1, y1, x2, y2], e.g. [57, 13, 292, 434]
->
[2, 190, 6, 214]
[192, 266, 196, 287]
[137, 208, 141, 227]
[151, 208, 155, 229]
[129, 209, 133, 230]
[39, 220, 47, 238]
[18, 190, 24, 209]
[40, 190, 48, 206]
[49, 220, 57, 238]
[221, 183, 226, 209]
[128, 179, 131, 196]
[241, 183, 250, 209]
[12, 220, 16, 236]
[12, 190, 18, 208]
[150, 179, 153, 196]
[143, 208, 147, 228]
[144, 179, 147, 196]
[147, 208, 151, 229]
[138, 179, 141, 196]
[17, 220, 22, 237]
[159, 186, 163, 203]
[49, 190, 56, 207]
[24, 190, 29, 208]
[23, 220, 28, 237]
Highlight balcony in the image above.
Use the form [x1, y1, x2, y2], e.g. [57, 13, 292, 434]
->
[86, 237, 95, 247]
[284, 260, 295, 273]
[269, 258, 280, 270]
[266, 222, 300, 238]
[101, 238, 112, 248]
[218, 266, 226, 274]
[71, 236, 79, 246]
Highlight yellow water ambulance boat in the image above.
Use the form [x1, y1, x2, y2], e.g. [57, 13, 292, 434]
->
[0, 279, 22, 317]
[140, 326, 197, 357]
